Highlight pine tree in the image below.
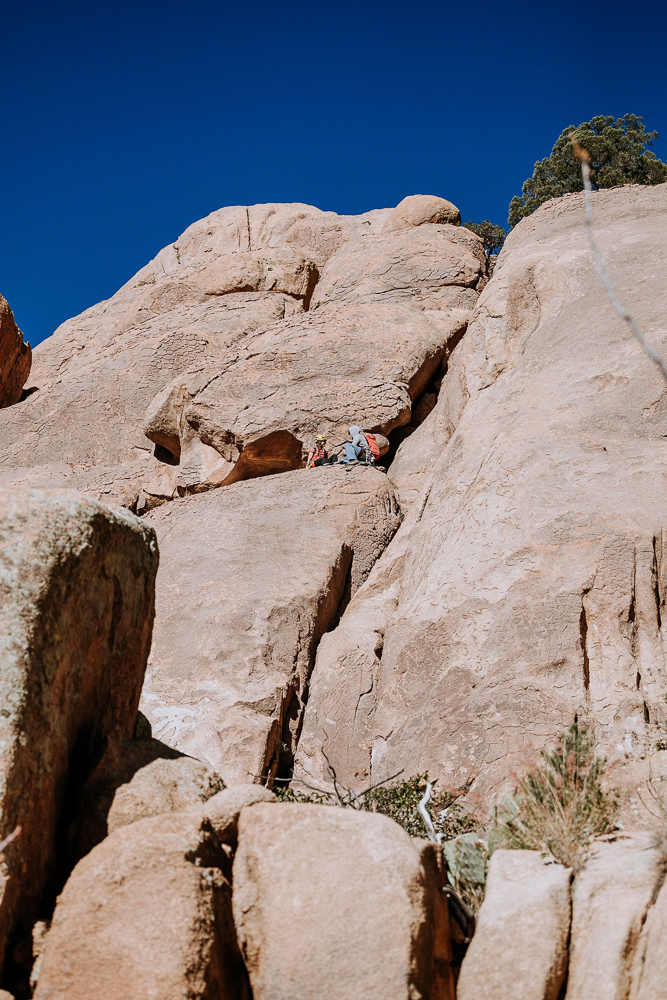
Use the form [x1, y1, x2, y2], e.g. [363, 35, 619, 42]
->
[508, 115, 667, 227]
[464, 219, 508, 256]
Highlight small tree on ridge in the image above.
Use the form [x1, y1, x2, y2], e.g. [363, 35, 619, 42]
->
[508, 114, 667, 227]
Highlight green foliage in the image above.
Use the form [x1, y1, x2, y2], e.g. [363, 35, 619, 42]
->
[275, 772, 477, 840]
[274, 785, 332, 805]
[464, 219, 508, 255]
[508, 114, 667, 227]
[442, 833, 489, 913]
[495, 722, 619, 871]
[367, 773, 478, 840]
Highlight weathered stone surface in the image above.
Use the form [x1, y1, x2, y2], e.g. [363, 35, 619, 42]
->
[566, 833, 663, 1000]
[140, 467, 401, 785]
[296, 183, 667, 803]
[144, 301, 472, 486]
[203, 785, 276, 845]
[0, 295, 31, 408]
[232, 802, 454, 1000]
[33, 813, 248, 1000]
[0, 197, 477, 508]
[383, 194, 462, 231]
[0, 489, 157, 974]
[629, 865, 667, 999]
[107, 755, 225, 834]
[457, 850, 571, 1000]
[309, 223, 481, 309]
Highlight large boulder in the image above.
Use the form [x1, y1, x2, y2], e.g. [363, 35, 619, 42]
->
[232, 802, 455, 1000]
[107, 755, 225, 834]
[295, 182, 667, 804]
[0, 488, 157, 975]
[0, 198, 481, 509]
[457, 850, 571, 1000]
[565, 833, 664, 1000]
[0, 295, 31, 408]
[33, 813, 249, 1000]
[142, 300, 471, 492]
[139, 467, 401, 785]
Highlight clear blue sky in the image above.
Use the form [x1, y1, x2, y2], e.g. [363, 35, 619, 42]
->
[3, 0, 666, 346]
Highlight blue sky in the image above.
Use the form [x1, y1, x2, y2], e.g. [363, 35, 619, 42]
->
[3, 0, 666, 346]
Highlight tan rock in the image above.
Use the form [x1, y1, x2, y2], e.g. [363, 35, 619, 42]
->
[457, 850, 571, 1000]
[140, 468, 401, 785]
[0, 488, 157, 973]
[144, 300, 471, 486]
[629, 865, 667, 999]
[310, 223, 481, 309]
[203, 785, 277, 844]
[232, 802, 454, 1000]
[108, 756, 225, 834]
[296, 183, 667, 803]
[384, 194, 462, 230]
[33, 813, 248, 1000]
[69, 730, 186, 861]
[0, 198, 480, 507]
[566, 833, 664, 1000]
[0, 294, 31, 408]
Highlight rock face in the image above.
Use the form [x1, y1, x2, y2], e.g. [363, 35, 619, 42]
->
[0, 489, 157, 975]
[142, 299, 471, 497]
[566, 833, 664, 1000]
[629, 866, 667, 1000]
[457, 850, 571, 1000]
[0, 198, 484, 509]
[140, 467, 401, 785]
[0, 295, 31, 409]
[296, 183, 667, 803]
[232, 802, 454, 1000]
[33, 813, 249, 1000]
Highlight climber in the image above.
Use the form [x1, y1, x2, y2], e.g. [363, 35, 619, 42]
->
[306, 434, 337, 468]
[339, 425, 373, 464]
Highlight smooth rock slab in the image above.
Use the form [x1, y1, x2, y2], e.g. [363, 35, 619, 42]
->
[296, 183, 667, 803]
[566, 833, 664, 1000]
[0, 488, 157, 972]
[140, 467, 401, 785]
[232, 802, 454, 1000]
[457, 849, 571, 1000]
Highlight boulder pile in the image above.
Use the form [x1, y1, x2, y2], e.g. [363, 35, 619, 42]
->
[1, 183, 667, 996]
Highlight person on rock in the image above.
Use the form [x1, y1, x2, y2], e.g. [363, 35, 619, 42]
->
[306, 434, 337, 468]
[339, 425, 372, 464]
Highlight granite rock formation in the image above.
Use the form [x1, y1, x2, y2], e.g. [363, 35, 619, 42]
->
[0, 295, 31, 408]
[232, 802, 454, 1000]
[140, 467, 401, 785]
[0, 488, 157, 976]
[295, 183, 667, 806]
[0, 199, 485, 509]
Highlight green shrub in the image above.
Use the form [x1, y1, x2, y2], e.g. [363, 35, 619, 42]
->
[508, 115, 667, 227]
[464, 219, 508, 256]
[494, 722, 619, 871]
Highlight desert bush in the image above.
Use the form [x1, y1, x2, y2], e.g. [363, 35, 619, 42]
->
[494, 721, 619, 871]
[276, 771, 478, 840]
